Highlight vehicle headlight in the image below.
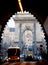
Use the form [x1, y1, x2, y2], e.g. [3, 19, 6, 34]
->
[17, 57, 20, 59]
[8, 57, 11, 60]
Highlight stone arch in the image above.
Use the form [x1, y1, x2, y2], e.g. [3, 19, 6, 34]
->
[22, 25, 33, 43]
[23, 26, 33, 33]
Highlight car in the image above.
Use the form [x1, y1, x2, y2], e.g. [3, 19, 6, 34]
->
[20, 54, 27, 58]
[24, 55, 42, 61]
[24, 55, 33, 61]
[20, 54, 27, 62]
[33, 55, 42, 61]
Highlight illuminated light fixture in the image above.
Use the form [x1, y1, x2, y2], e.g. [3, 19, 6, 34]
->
[17, 57, 20, 59]
[8, 57, 11, 60]
[1, 36, 3, 39]
[12, 15, 15, 18]
[18, 0, 23, 13]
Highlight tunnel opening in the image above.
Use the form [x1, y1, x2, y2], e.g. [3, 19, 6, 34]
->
[0, 11, 48, 61]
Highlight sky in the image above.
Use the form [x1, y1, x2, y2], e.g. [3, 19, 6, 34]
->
[7, 18, 15, 28]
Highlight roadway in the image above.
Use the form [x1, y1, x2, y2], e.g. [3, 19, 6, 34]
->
[1, 62, 48, 65]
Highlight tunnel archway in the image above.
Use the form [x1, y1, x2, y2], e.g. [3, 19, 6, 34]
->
[0, 11, 47, 60]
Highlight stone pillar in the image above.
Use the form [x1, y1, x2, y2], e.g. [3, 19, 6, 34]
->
[19, 23, 22, 52]
[33, 22, 37, 55]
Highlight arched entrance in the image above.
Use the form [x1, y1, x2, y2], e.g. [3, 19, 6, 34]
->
[0, 11, 47, 60]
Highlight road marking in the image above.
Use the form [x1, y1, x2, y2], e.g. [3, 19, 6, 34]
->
[23, 61, 36, 63]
